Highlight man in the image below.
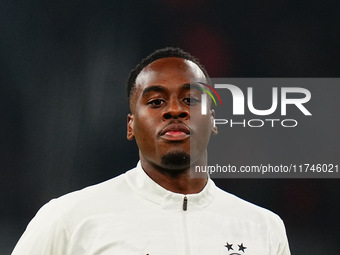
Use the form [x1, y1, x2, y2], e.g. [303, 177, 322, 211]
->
[12, 47, 290, 254]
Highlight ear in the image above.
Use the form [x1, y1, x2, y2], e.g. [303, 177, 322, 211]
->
[127, 114, 135, 140]
[210, 109, 218, 135]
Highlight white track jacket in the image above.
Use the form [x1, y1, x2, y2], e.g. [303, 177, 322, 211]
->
[12, 162, 290, 255]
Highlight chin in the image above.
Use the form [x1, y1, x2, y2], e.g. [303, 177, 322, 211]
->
[161, 151, 190, 169]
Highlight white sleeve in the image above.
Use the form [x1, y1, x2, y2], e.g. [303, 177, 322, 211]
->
[269, 215, 291, 255]
[11, 200, 69, 255]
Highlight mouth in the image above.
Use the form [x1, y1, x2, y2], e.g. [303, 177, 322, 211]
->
[160, 123, 190, 141]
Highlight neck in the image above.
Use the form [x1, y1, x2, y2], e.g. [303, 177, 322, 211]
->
[140, 154, 208, 194]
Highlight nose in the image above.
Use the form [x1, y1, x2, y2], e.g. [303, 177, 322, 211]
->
[162, 99, 189, 120]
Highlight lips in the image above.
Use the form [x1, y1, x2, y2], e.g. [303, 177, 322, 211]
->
[160, 123, 190, 141]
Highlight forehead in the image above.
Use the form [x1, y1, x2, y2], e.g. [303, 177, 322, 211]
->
[135, 57, 206, 91]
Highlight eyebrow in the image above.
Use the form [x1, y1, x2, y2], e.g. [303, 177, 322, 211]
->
[185, 83, 204, 91]
[142, 85, 167, 97]
[142, 83, 203, 97]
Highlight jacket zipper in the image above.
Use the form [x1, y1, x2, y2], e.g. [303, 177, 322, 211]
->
[182, 195, 190, 255]
[183, 196, 188, 211]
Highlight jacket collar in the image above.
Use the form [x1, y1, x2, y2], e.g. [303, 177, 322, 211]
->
[125, 161, 216, 211]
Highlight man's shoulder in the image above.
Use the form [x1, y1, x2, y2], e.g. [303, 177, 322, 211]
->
[207, 184, 290, 255]
[11, 168, 139, 254]
[39, 170, 133, 220]
[30, 169, 139, 232]
[212, 185, 284, 227]
[56, 171, 127, 205]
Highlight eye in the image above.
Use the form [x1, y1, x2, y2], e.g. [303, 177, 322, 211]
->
[183, 97, 200, 106]
[148, 99, 165, 108]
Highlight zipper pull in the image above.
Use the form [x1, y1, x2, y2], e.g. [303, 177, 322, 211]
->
[183, 196, 188, 211]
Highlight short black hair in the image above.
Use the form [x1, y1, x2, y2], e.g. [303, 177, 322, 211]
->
[127, 47, 209, 101]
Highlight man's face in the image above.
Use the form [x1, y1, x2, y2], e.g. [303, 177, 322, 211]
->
[127, 57, 217, 170]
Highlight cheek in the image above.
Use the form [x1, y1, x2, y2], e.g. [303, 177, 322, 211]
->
[133, 113, 157, 145]
[194, 116, 214, 144]
[194, 115, 213, 134]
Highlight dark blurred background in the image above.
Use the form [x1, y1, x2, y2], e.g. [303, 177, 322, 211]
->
[1, 0, 339, 254]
